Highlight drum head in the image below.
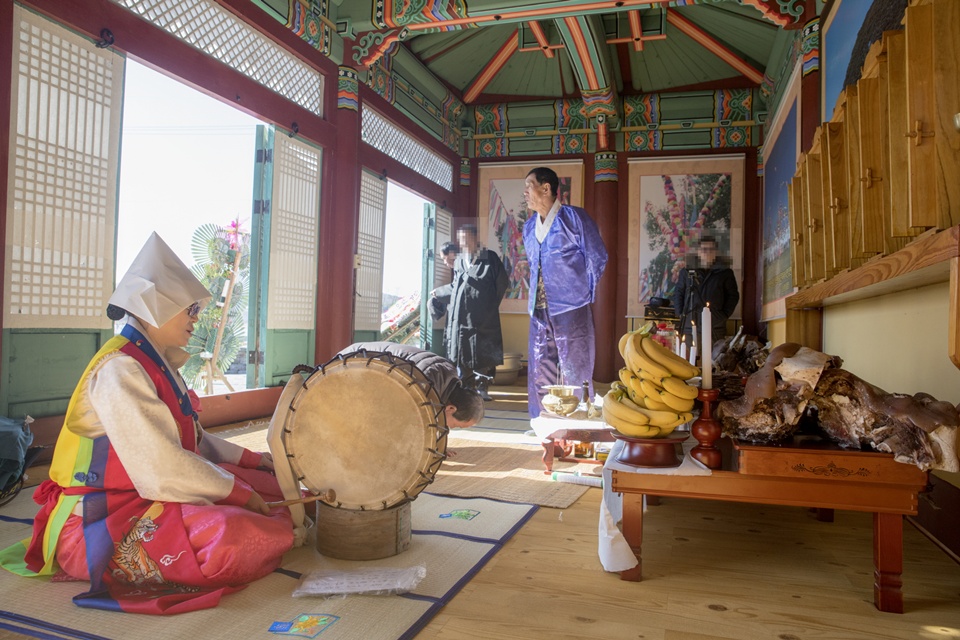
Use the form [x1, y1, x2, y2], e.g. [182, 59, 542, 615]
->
[279, 354, 447, 510]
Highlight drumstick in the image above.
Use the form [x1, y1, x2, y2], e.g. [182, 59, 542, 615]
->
[267, 489, 337, 508]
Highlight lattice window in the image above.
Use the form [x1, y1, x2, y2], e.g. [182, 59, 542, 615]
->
[354, 171, 386, 332]
[434, 208, 453, 290]
[5, 7, 122, 329]
[362, 108, 453, 191]
[266, 136, 321, 330]
[110, 0, 323, 116]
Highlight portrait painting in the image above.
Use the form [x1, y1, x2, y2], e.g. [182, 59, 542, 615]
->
[626, 155, 744, 319]
[477, 161, 584, 313]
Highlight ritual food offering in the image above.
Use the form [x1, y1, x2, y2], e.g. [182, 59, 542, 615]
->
[602, 322, 700, 438]
[717, 343, 960, 471]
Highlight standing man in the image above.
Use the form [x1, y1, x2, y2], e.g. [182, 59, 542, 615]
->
[433, 225, 508, 399]
[522, 167, 608, 418]
[673, 235, 739, 348]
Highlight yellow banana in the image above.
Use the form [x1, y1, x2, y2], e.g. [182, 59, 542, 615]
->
[662, 375, 699, 400]
[640, 337, 700, 380]
[622, 401, 680, 427]
[655, 418, 684, 437]
[610, 381, 628, 394]
[679, 412, 694, 423]
[604, 411, 662, 437]
[602, 390, 650, 425]
[639, 378, 663, 398]
[618, 332, 631, 360]
[626, 333, 671, 378]
[627, 376, 646, 399]
[620, 394, 646, 413]
[618, 367, 634, 388]
[658, 389, 695, 413]
[643, 395, 671, 412]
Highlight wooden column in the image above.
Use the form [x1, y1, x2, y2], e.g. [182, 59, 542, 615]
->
[315, 71, 361, 363]
[592, 152, 619, 382]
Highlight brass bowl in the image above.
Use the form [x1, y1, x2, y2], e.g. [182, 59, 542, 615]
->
[541, 384, 580, 416]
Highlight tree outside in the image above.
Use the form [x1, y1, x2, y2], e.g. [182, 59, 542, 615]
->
[182, 219, 250, 394]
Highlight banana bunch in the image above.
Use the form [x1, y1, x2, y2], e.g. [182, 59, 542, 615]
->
[603, 323, 700, 438]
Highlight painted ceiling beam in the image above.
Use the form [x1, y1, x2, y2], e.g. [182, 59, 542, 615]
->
[462, 31, 520, 103]
[524, 21, 556, 58]
[665, 9, 765, 84]
[606, 10, 667, 51]
[359, 0, 803, 32]
[387, 0, 671, 32]
[555, 15, 610, 91]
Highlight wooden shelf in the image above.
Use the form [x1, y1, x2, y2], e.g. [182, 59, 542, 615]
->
[786, 225, 960, 309]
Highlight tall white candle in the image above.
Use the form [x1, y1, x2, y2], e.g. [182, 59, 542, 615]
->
[689, 320, 697, 365]
[679, 335, 687, 360]
[701, 303, 712, 389]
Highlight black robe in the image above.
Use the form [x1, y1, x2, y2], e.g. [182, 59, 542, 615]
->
[432, 248, 508, 372]
[674, 263, 739, 340]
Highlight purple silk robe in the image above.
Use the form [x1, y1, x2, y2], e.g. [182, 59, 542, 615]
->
[522, 204, 607, 417]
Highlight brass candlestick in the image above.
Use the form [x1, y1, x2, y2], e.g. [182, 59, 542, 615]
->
[690, 387, 722, 469]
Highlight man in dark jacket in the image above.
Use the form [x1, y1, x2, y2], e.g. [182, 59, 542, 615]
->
[431, 225, 508, 399]
[674, 235, 739, 348]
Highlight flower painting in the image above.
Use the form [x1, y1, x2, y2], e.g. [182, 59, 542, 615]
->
[627, 156, 744, 318]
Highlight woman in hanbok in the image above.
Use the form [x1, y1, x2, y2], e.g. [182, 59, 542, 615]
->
[0, 232, 294, 614]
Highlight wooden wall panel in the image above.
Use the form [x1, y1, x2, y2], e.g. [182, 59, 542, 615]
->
[855, 76, 885, 257]
[933, 0, 960, 229]
[823, 122, 851, 273]
[843, 87, 865, 263]
[883, 31, 914, 240]
[804, 149, 826, 282]
[904, 2, 937, 231]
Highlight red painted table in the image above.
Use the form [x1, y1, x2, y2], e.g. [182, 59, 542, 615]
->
[611, 437, 929, 613]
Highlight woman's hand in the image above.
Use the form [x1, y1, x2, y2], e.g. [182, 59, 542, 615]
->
[244, 490, 271, 515]
[257, 452, 275, 471]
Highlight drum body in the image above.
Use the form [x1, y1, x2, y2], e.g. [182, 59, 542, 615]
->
[268, 349, 448, 557]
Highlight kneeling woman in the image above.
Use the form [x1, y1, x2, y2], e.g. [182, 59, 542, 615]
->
[0, 233, 294, 614]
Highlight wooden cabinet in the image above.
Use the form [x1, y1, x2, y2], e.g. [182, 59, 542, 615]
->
[789, 0, 960, 286]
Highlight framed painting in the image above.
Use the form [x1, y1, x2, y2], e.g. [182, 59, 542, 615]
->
[477, 160, 584, 314]
[626, 155, 745, 319]
[761, 62, 802, 321]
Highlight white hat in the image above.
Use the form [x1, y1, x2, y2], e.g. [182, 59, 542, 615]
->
[107, 232, 212, 328]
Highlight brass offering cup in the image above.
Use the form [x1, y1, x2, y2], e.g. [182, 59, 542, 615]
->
[541, 384, 580, 416]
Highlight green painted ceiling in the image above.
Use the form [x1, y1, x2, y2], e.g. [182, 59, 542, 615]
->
[331, 0, 794, 103]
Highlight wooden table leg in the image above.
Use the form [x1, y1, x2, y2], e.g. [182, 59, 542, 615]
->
[873, 512, 904, 613]
[541, 440, 554, 474]
[619, 493, 644, 581]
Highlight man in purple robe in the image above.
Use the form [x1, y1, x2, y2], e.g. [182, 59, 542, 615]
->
[522, 167, 608, 418]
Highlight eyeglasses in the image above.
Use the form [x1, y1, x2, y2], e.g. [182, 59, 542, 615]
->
[186, 302, 202, 317]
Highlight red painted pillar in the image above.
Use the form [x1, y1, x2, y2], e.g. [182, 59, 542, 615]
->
[799, 14, 822, 153]
[315, 67, 361, 363]
[592, 151, 619, 382]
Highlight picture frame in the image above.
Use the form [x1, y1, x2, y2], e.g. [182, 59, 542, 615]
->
[626, 154, 745, 320]
[477, 160, 584, 314]
[761, 62, 802, 321]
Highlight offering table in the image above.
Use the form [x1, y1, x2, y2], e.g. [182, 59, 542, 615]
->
[611, 436, 929, 614]
[531, 414, 615, 473]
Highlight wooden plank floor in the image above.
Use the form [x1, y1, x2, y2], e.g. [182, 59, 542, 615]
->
[416, 480, 960, 640]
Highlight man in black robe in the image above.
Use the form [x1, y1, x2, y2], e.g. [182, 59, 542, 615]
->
[431, 225, 508, 399]
[674, 235, 739, 347]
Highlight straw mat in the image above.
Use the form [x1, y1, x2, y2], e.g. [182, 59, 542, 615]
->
[213, 406, 599, 510]
[0, 492, 536, 640]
